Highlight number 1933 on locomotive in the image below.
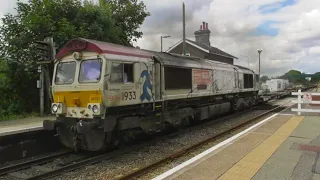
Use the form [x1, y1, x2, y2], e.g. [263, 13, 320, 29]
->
[122, 91, 136, 101]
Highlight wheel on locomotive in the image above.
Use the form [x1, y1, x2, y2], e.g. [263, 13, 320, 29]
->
[50, 116, 120, 152]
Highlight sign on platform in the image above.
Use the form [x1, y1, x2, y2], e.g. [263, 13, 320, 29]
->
[303, 93, 312, 102]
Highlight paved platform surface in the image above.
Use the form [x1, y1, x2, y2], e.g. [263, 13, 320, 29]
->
[0, 116, 55, 136]
[154, 109, 320, 180]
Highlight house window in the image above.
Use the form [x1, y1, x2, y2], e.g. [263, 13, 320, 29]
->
[111, 63, 134, 83]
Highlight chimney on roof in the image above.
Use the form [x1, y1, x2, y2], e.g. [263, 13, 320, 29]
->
[194, 21, 211, 46]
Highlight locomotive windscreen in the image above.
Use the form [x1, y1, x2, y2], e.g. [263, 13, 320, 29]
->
[164, 66, 192, 90]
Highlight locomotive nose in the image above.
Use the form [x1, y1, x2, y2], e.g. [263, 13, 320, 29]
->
[75, 119, 99, 134]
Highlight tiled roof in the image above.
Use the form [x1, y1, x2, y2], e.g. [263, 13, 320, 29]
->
[186, 39, 238, 59]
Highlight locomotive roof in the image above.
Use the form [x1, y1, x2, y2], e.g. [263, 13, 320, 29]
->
[150, 51, 205, 68]
[234, 65, 256, 74]
[56, 38, 227, 67]
[151, 51, 238, 70]
[56, 38, 154, 59]
[56, 38, 255, 74]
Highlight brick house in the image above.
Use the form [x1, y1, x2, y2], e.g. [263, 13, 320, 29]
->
[166, 22, 238, 65]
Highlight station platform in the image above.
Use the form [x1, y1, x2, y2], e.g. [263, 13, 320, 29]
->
[154, 110, 320, 180]
[0, 116, 55, 136]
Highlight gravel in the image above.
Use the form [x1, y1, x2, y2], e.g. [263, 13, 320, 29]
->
[0, 152, 82, 180]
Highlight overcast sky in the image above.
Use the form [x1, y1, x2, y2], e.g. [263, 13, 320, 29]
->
[1, 0, 320, 76]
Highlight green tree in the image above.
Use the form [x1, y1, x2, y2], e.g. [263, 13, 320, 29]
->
[0, 0, 149, 116]
[309, 72, 320, 84]
[280, 70, 302, 84]
[277, 70, 319, 86]
[106, 0, 150, 42]
[260, 75, 270, 83]
[0, 60, 10, 116]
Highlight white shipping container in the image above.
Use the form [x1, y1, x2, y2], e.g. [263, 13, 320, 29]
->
[283, 79, 289, 89]
[265, 80, 278, 92]
[265, 79, 287, 92]
[261, 84, 268, 90]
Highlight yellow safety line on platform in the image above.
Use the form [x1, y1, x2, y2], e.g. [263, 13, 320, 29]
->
[217, 116, 305, 180]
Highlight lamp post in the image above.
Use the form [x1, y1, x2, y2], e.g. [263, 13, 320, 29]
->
[161, 35, 171, 52]
[257, 49, 262, 78]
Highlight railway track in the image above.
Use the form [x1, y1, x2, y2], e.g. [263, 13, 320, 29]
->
[25, 148, 136, 180]
[0, 150, 72, 175]
[0, 131, 176, 179]
[0, 146, 138, 180]
[0, 103, 287, 180]
[114, 104, 290, 180]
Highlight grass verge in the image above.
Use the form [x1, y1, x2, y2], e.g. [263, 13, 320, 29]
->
[0, 112, 41, 121]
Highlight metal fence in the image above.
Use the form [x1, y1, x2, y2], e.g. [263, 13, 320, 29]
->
[291, 89, 320, 115]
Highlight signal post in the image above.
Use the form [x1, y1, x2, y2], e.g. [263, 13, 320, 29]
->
[35, 37, 56, 116]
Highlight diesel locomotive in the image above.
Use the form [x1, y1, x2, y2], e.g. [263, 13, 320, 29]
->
[43, 38, 260, 152]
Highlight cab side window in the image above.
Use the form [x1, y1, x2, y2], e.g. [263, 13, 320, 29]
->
[110, 62, 134, 83]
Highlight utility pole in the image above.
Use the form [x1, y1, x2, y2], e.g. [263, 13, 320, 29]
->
[161, 36, 162, 52]
[35, 37, 55, 116]
[161, 35, 171, 52]
[257, 49, 262, 79]
[44, 37, 55, 108]
[239, 55, 250, 68]
[37, 65, 44, 116]
[182, 2, 186, 55]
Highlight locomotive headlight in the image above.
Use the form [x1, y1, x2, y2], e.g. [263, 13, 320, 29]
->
[51, 103, 66, 114]
[73, 52, 82, 60]
[87, 103, 102, 115]
[52, 104, 59, 113]
[92, 105, 99, 114]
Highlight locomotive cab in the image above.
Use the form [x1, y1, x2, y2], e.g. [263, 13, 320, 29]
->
[51, 52, 105, 119]
[44, 51, 111, 152]
[43, 38, 155, 152]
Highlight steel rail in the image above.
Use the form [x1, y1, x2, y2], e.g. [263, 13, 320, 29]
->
[26, 145, 140, 180]
[0, 149, 72, 176]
